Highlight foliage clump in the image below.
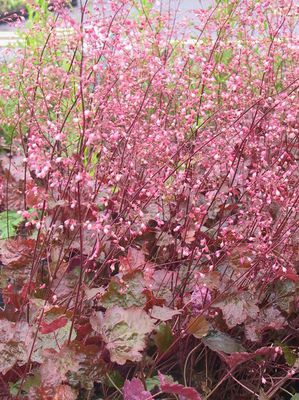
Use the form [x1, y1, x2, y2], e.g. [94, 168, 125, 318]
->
[0, 0, 24, 14]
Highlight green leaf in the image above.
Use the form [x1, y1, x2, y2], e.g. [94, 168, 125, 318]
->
[106, 370, 124, 389]
[203, 331, 245, 354]
[146, 376, 160, 391]
[154, 323, 173, 353]
[9, 371, 41, 396]
[214, 48, 233, 66]
[0, 124, 14, 145]
[110, 185, 119, 194]
[291, 394, 299, 400]
[0, 211, 23, 239]
[221, 48, 233, 65]
[134, 0, 154, 15]
[278, 342, 297, 366]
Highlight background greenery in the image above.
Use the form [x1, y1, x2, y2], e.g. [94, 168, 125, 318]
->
[0, 0, 77, 14]
[0, 0, 25, 14]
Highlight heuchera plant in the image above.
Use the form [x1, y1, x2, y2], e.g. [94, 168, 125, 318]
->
[0, 0, 298, 398]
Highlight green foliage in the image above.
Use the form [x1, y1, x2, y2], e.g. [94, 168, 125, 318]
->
[214, 48, 233, 66]
[278, 342, 297, 366]
[0, 96, 18, 119]
[0, 0, 24, 14]
[132, 0, 154, 17]
[140, 0, 154, 12]
[15, 0, 52, 52]
[105, 370, 124, 389]
[0, 124, 15, 145]
[154, 323, 173, 353]
[203, 331, 245, 354]
[9, 372, 41, 397]
[0, 210, 23, 239]
[145, 376, 160, 391]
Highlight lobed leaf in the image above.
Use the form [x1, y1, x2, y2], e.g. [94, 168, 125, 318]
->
[213, 292, 259, 328]
[150, 305, 181, 321]
[123, 378, 153, 400]
[0, 210, 23, 239]
[203, 331, 245, 354]
[158, 372, 202, 400]
[90, 306, 155, 365]
[187, 315, 209, 339]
